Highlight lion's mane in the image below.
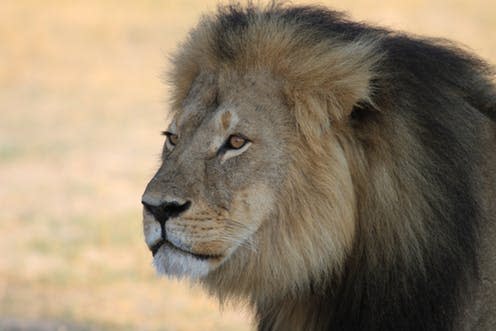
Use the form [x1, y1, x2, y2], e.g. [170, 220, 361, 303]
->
[167, 3, 496, 330]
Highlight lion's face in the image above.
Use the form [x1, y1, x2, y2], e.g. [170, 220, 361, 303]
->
[142, 72, 292, 278]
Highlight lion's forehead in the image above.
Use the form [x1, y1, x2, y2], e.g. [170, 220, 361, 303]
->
[174, 70, 284, 131]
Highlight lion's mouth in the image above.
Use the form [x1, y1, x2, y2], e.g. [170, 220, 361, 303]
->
[151, 239, 222, 261]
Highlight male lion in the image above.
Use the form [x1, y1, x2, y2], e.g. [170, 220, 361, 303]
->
[142, 3, 496, 330]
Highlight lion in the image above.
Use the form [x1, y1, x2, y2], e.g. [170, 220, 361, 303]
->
[141, 3, 496, 330]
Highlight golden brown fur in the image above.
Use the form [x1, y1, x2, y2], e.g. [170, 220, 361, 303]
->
[142, 3, 496, 330]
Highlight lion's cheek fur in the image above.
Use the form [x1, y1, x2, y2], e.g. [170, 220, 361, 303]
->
[202, 135, 356, 304]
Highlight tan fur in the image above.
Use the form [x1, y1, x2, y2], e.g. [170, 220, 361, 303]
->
[168, 12, 381, 120]
[221, 111, 232, 130]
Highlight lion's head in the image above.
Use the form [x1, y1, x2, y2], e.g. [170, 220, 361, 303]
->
[140, 3, 378, 298]
[142, 60, 361, 288]
[142, 3, 496, 330]
[142, 71, 293, 279]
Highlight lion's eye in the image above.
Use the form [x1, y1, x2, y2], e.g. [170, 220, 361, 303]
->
[219, 134, 252, 162]
[162, 131, 179, 146]
[227, 135, 248, 149]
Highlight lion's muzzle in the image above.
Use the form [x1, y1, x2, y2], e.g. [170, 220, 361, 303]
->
[141, 199, 191, 246]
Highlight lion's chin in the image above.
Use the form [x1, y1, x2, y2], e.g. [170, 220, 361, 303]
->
[152, 243, 222, 279]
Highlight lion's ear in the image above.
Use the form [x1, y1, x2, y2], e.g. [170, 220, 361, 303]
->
[328, 78, 377, 123]
[324, 65, 381, 124]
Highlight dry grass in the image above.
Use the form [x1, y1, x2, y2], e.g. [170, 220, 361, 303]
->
[0, 1, 494, 330]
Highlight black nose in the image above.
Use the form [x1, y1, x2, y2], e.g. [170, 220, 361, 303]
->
[142, 200, 192, 226]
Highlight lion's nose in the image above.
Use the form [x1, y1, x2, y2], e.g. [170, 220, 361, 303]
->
[142, 200, 192, 226]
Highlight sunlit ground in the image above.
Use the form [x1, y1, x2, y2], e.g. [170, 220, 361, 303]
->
[0, 1, 494, 330]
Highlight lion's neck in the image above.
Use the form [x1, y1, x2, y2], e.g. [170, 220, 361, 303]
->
[255, 292, 334, 331]
[254, 244, 475, 331]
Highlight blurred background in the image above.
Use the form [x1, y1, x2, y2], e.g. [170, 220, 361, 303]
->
[0, 1, 494, 330]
